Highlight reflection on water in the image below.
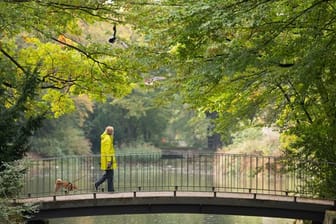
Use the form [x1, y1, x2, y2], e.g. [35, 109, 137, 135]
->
[49, 214, 296, 224]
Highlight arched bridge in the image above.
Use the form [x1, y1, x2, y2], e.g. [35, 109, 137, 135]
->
[18, 153, 336, 223]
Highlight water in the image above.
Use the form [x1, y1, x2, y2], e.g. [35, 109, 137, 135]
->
[49, 214, 296, 224]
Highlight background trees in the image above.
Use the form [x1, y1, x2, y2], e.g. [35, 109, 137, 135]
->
[29, 95, 93, 156]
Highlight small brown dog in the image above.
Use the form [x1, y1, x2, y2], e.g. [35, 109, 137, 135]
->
[54, 178, 78, 192]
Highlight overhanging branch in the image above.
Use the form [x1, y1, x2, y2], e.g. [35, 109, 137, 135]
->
[0, 47, 27, 75]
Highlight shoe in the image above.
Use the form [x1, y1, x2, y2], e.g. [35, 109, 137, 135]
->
[94, 183, 98, 191]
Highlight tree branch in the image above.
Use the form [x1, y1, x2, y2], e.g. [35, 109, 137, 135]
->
[37, 1, 122, 22]
[262, 0, 327, 46]
[0, 47, 27, 75]
[32, 27, 124, 74]
[275, 82, 301, 125]
[287, 79, 313, 124]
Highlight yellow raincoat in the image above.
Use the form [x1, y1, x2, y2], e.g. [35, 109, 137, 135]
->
[100, 131, 117, 170]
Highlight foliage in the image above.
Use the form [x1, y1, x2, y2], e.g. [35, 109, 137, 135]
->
[222, 127, 280, 156]
[0, 0, 138, 119]
[125, 0, 336, 159]
[0, 161, 39, 224]
[29, 96, 93, 157]
[0, 69, 44, 166]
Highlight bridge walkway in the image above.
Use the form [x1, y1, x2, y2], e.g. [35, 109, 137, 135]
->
[20, 191, 335, 223]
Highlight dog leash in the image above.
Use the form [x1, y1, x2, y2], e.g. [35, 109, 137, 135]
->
[68, 173, 89, 184]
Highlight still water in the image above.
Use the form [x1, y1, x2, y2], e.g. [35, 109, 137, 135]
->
[49, 214, 296, 224]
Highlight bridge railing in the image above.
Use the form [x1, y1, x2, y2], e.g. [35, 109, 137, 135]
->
[19, 153, 335, 199]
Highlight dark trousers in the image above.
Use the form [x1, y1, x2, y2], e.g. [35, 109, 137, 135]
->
[95, 169, 114, 192]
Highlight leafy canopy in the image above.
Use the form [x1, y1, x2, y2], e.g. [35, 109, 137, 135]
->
[0, 0, 139, 118]
[125, 0, 336, 162]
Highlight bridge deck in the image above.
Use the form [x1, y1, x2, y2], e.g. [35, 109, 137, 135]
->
[20, 191, 335, 223]
[18, 191, 335, 205]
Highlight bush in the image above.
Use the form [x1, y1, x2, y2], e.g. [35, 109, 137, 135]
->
[0, 161, 39, 223]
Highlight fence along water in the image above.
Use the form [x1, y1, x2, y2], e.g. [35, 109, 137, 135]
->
[20, 153, 331, 199]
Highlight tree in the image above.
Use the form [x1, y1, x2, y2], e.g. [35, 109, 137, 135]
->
[125, 0, 336, 159]
[123, 0, 336, 196]
[0, 69, 43, 166]
[0, 0, 142, 161]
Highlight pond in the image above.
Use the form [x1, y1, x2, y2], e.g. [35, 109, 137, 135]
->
[49, 214, 296, 224]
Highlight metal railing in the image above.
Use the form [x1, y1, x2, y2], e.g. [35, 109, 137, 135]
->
[20, 153, 336, 199]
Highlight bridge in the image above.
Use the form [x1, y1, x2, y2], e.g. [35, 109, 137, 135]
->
[17, 152, 336, 223]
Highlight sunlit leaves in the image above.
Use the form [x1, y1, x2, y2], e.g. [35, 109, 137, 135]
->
[41, 90, 75, 118]
[1, 0, 138, 120]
